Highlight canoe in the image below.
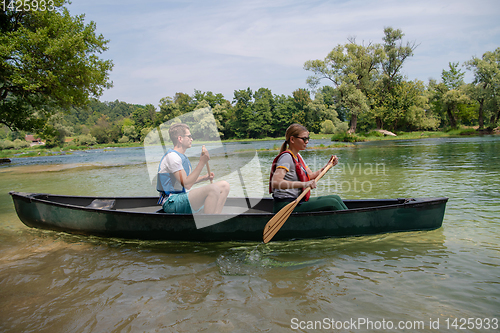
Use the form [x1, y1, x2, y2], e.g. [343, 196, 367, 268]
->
[9, 192, 448, 242]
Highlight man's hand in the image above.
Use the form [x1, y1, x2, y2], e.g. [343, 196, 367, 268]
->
[207, 172, 215, 182]
[200, 146, 210, 164]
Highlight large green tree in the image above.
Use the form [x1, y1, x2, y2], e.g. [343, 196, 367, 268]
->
[371, 27, 417, 129]
[430, 63, 471, 128]
[227, 88, 254, 138]
[0, 0, 113, 132]
[466, 48, 500, 129]
[304, 38, 384, 133]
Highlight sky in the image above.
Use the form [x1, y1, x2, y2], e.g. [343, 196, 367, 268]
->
[67, 0, 500, 106]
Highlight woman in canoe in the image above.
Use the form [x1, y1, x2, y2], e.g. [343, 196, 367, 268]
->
[269, 123, 348, 213]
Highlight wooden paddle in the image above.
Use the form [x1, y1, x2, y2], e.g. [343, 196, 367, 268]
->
[202, 145, 213, 184]
[263, 155, 337, 243]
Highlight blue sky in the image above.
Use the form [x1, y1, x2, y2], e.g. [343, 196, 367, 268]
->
[67, 0, 500, 106]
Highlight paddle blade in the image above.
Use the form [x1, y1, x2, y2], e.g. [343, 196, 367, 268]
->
[263, 200, 299, 243]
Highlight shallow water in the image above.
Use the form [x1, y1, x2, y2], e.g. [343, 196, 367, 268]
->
[0, 137, 499, 332]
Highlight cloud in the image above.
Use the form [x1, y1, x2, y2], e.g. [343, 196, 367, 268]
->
[68, 0, 500, 105]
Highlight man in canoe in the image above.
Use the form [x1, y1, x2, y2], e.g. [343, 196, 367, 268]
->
[269, 123, 348, 213]
[157, 123, 230, 214]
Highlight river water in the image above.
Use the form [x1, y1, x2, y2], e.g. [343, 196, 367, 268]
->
[0, 137, 499, 332]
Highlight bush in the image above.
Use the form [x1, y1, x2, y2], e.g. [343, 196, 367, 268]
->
[0, 140, 15, 150]
[77, 134, 97, 146]
[118, 136, 129, 143]
[334, 122, 349, 134]
[13, 139, 30, 149]
[366, 131, 384, 137]
[320, 120, 335, 134]
[459, 128, 477, 135]
[331, 133, 366, 142]
[123, 126, 138, 142]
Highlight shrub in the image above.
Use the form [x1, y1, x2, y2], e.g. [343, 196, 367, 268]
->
[331, 133, 365, 142]
[366, 131, 384, 137]
[334, 122, 349, 134]
[118, 136, 129, 143]
[459, 128, 477, 135]
[0, 140, 15, 150]
[13, 139, 30, 149]
[320, 120, 335, 134]
[77, 134, 97, 146]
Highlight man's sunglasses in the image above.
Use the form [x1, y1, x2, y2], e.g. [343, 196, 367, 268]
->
[183, 134, 193, 139]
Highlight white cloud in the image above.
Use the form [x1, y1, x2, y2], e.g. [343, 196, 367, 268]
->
[68, 0, 500, 105]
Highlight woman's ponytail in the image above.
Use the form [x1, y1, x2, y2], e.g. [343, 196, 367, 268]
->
[279, 140, 287, 153]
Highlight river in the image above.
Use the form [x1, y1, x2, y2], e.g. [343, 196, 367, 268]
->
[0, 136, 499, 332]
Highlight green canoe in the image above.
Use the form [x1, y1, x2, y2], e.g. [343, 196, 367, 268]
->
[10, 192, 447, 242]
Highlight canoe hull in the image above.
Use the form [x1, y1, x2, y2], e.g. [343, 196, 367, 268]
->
[10, 192, 447, 242]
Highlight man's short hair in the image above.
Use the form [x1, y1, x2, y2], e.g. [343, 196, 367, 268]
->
[169, 123, 190, 145]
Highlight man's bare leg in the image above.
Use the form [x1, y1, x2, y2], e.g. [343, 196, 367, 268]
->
[188, 181, 230, 214]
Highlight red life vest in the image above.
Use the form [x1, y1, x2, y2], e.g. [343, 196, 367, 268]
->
[269, 150, 311, 201]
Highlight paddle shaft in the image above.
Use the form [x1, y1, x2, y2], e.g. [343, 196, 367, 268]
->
[263, 156, 336, 243]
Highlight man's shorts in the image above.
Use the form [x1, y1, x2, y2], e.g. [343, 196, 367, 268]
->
[162, 192, 204, 214]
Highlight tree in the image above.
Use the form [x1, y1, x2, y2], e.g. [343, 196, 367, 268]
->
[252, 88, 274, 138]
[320, 85, 346, 121]
[304, 39, 384, 133]
[442, 62, 465, 90]
[0, 0, 113, 132]
[466, 48, 500, 129]
[90, 115, 111, 144]
[381, 79, 437, 131]
[227, 88, 254, 138]
[173, 92, 194, 113]
[123, 125, 138, 142]
[40, 113, 73, 147]
[131, 104, 156, 132]
[303, 92, 340, 134]
[272, 94, 296, 136]
[431, 63, 471, 128]
[193, 90, 226, 108]
[158, 96, 182, 122]
[190, 103, 220, 141]
[290, 88, 310, 126]
[212, 100, 231, 137]
[372, 27, 417, 129]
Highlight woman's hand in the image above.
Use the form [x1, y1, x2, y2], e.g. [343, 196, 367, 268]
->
[304, 179, 317, 189]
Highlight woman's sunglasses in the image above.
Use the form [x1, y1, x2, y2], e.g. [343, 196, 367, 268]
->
[295, 136, 310, 143]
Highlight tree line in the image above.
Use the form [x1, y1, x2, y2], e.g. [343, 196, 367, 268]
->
[1, 2, 499, 148]
[304, 27, 500, 134]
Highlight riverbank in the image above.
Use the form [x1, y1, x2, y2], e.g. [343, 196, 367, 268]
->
[1, 128, 498, 160]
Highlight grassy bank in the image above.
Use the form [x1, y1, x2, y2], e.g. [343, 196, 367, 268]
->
[0, 141, 142, 160]
[328, 127, 498, 143]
